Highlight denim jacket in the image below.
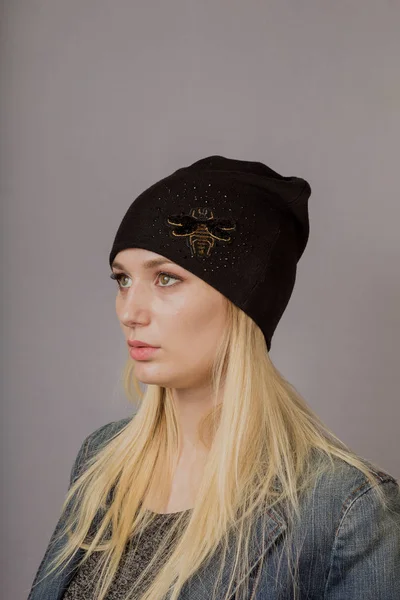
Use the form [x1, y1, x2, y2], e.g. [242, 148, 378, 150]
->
[27, 416, 400, 599]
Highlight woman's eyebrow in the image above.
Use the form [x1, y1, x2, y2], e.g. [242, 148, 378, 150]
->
[111, 258, 176, 271]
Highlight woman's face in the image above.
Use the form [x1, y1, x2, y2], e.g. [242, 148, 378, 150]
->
[111, 248, 228, 388]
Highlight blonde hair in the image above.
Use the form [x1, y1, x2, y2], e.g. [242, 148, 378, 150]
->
[32, 299, 390, 600]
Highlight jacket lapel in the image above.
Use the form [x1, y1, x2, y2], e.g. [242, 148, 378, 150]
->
[177, 505, 286, 600]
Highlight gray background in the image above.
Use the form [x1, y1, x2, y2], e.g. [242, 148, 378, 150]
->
[1, 1, 399, 598]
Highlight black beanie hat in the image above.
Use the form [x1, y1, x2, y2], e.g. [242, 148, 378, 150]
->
[109, 155, 311, 351]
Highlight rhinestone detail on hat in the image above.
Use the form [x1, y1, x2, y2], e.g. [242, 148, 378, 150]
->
[165, 207, 236, 258]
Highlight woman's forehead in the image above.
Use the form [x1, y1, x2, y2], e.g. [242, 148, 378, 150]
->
[113, 248, 176, 268]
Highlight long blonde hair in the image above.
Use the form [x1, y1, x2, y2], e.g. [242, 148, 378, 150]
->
[33, 299, 390, 600]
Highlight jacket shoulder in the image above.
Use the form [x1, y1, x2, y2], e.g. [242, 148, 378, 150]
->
[86, 416, 134, 450]
[319, 450, 396, 487]
[70, 415, 134, 485]
[301, 449, 398, 528]
[317, 454, 400, 598]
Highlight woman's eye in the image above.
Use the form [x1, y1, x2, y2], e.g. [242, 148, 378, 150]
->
[157, 272, 180, 287]
[109, 273, 130, 288]
[116, 274, 130, 288]
[110, 271, 181, 290]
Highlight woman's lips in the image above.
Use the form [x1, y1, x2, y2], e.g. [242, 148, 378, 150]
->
[129, 346, 160, 360]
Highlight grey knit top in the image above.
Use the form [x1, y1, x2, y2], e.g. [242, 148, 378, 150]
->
[61, 509, 191, 599]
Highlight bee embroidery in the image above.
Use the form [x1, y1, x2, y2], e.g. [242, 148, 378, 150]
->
[166, 207, 237, 258]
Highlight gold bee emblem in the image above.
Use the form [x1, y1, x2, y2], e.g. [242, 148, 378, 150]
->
[166, 207, 236, 258]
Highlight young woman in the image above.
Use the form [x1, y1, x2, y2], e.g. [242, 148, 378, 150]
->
[27, 155, 400, 600]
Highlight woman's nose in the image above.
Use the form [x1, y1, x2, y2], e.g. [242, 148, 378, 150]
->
[117, 283, 152, 326]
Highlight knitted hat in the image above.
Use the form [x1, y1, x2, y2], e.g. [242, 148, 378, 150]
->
[109, 155, 311, 351]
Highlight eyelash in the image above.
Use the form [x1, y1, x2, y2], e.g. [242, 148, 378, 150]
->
[110, 271, 182, 290]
